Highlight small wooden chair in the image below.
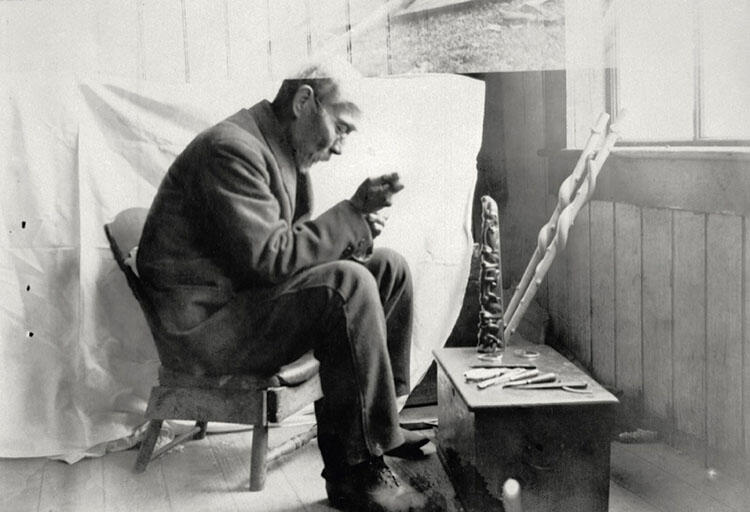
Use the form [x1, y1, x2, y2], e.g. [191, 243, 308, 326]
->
[104, 208, 323, 491]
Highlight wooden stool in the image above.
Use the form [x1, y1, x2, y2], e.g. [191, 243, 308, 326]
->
[104, 208, 323, 491]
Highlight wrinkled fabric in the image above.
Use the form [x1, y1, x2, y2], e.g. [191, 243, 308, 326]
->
[0, 72, 483, 460]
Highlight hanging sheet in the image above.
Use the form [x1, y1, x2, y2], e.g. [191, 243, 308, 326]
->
[0, 72, 484, 460]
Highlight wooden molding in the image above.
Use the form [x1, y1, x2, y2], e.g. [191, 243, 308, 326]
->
[548, 148, 750, 215]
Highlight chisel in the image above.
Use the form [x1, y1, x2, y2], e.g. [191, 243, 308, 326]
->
[477, 368, 539, 390]
[502, 372, 557, 388]
[513, 381, 589, 390]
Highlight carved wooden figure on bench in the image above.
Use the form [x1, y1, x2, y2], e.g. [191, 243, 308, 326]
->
[104, 207, 322, 491]
[476, 195, 506, 357]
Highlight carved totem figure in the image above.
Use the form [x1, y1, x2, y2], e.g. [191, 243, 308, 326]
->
[477, 195, 506, 354]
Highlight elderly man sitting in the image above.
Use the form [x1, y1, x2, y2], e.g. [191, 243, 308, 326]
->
[136, 59, 429, 511]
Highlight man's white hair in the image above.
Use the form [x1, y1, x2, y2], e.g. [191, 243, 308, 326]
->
[275, 55, 364, 111]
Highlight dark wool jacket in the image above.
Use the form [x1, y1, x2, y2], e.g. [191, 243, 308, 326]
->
[136, 100, 371, 373]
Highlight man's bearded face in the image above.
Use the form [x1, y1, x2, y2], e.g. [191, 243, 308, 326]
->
[291, 94, 357, 169]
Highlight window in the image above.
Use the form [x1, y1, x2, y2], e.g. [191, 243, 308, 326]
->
[608, 0, 750, 143]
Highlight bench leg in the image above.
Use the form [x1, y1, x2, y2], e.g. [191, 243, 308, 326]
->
[249, 423, 269, 491]
[193, 421, 208, 440]
[135, 419, 163, 473]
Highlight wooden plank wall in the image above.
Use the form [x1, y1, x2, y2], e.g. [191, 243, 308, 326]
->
[501, 67, 749, 470]
[0, 0, 397, 82]
[546, 202, 748, 470]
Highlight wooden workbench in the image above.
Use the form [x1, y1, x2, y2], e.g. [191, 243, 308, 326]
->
[434, 341, 619, 512]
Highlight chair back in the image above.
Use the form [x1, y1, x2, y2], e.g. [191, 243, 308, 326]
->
[104, 207, 150, 305]
[104, 208, 184, 370]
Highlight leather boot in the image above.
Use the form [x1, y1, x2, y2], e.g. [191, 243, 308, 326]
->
[385, 428, 430, 459]
[325, 456, 428, 512]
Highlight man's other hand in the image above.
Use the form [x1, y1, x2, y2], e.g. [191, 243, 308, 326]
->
[365, 212, 387, 238]
[350, 173, 404, 214]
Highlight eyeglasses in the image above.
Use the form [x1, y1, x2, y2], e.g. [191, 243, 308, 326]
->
[313, 96, 353, 140]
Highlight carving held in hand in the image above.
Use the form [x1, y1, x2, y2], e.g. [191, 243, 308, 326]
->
[365, 212, 387, 238]
[350, 173, 404, 214]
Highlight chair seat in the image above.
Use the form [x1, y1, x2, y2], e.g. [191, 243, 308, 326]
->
[158, 350, 320, 390]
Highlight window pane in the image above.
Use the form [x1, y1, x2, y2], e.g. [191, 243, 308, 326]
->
[617, 0, 694, 140]
[388, 0, 565, 74]
[700, 0, 750, 139]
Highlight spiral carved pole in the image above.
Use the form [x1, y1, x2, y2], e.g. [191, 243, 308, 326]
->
[477, 195, 506, 354]
[503, 111, 626, 342]
[503, 112, 609, 327]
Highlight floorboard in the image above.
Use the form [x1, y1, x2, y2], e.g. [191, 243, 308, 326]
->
[274, 433, 337, 512]
[206, 424, 309, 512]
[0, 457, 45, 512]
[615, 443, 750, 512]
[158, 430, 239, 512]
[608, 480, 660, 512]
[386, 430, 462, 512]
[101, 451, 171, 512]
[37, 456, 105, 512]
[2, 420, 748, 512]
[610, 442, 739, 512]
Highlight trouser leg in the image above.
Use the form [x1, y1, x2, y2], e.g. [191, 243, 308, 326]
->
[236, 253, 413, 473]
[361, 247, 413, 397]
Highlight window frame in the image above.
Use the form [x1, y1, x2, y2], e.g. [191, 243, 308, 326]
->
[604, 0, 750, 146]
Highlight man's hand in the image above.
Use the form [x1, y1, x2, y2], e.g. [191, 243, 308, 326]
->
[365, 212, 387, 238]
[350, 173, 404, 214]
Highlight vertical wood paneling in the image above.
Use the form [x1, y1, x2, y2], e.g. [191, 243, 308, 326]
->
[641, 207, 673, 420]
[3, 0, 97, 74]
[226, 0, 270, 84]
[3, 0, 52, 72]
[94, 0, 140, 79]
[542, 70, 568, 339]
[501, 72, 548, 306]
[522, 72, 549, 307]
[268, 0, 310, 79]
[567, 203, 591, 366]
[672, 211, 706, 439]
[140, 1, 187, 82]
[745, 216, 750, 456]
[349, 0, 388, 76]
[546, 195, 570, 342]
[590, 200, 616, 385]
[615, 203, 642, 395]
[564, 0, 605, 147]
[0, 3, 7, 73]
[500, 73, 527, 285]
[184, 0, 229, 83]
[309, 0, 348, 59]
[706, 214, 743, 456]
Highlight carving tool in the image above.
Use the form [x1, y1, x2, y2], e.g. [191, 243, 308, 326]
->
[464, 368, 509, 382]
[513, 381, 590, 393]
[469, 363, 537, 369]
[501, 372, 557, 388]
[477, 368, 539, 390]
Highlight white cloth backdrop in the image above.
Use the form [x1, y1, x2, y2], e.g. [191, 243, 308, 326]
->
[0, 73, 484, 460]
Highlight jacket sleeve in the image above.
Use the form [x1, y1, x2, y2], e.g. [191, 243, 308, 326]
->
[196, 137, 372, 285]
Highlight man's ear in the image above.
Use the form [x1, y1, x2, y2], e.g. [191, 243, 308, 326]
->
[292, 85, 314, 118]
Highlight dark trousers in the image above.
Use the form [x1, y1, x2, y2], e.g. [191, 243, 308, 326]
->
[239, 247, 413, 470]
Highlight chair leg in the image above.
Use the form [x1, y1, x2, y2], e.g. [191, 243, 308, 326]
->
[135, 419, 163, 473]
[249, 423, 269, 491]
[193, 421, 208, 440]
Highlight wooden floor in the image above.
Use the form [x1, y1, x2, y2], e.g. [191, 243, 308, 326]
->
[1, 419, 748, 512]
